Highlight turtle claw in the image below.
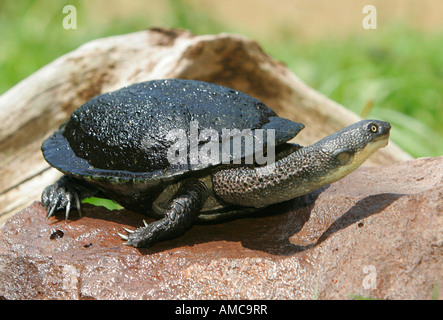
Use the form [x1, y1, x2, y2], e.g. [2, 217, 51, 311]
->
[118, 227, 135, 244]
[117, 218, 173, 248]
[65, 198, 72, 223]
[118, 222, 153, 248]
[122, 227, 134, 233]
[118, 221, 151, 247]
[117, 232, 129, 241]
[41, 177, 82, 221]
[73, 191, 82, 218]
[46, 203, 57, 220]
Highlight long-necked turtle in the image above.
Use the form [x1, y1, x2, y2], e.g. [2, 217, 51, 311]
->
[41, 79, 391, 248]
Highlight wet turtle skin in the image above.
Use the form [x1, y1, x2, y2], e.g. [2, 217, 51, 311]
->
[41, 79, 391, 248]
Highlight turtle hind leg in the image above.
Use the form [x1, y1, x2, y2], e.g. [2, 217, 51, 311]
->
[41, 175, 98, 221]
[120, 179, 208, 248]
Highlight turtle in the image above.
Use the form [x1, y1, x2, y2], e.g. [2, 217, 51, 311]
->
[41, 79, 391, 248]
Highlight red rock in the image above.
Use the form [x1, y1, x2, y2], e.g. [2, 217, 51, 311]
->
[0, 157, 441, 299]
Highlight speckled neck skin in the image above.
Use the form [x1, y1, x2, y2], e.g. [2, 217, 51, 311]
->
[212, 120, 390, 208]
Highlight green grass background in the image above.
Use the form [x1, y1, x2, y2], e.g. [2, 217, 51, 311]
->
[1, 0, 442, 158]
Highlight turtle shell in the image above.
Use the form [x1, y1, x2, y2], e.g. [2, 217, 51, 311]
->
[42, 79, 304, 187]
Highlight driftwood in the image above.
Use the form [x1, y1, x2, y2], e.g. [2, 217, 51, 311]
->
[0, 28, 411, 223]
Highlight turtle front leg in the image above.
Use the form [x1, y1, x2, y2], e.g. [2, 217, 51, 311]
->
[41, 175, 98, 221]
[119, 179, 208, 248]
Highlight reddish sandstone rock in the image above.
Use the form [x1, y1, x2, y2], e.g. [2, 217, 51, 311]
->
[0, 157, 441, 299]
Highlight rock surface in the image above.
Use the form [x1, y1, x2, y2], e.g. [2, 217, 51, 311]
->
[0, 156, 441, 300]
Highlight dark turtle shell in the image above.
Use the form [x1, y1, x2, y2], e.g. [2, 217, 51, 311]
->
[42, 79, 304, 188]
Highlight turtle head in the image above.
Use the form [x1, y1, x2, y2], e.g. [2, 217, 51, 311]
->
[212, 119, 391, 208]
[307, 119, 391, 185]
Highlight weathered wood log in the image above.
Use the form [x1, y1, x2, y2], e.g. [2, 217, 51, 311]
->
[0, 28, 411, 223]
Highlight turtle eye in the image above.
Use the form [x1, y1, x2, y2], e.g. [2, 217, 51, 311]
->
[369, 124, 378, 133]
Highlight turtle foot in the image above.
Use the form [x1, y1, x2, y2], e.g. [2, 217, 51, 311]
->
[118, 219, 173, 248]
[117, 178, 208, 248]
[41, 176, 82, 222]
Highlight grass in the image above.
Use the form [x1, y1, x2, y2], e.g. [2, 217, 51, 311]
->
[431, 281, 440, 300]
[1, 0, 442, 158]
[262, 25, 443, 158]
